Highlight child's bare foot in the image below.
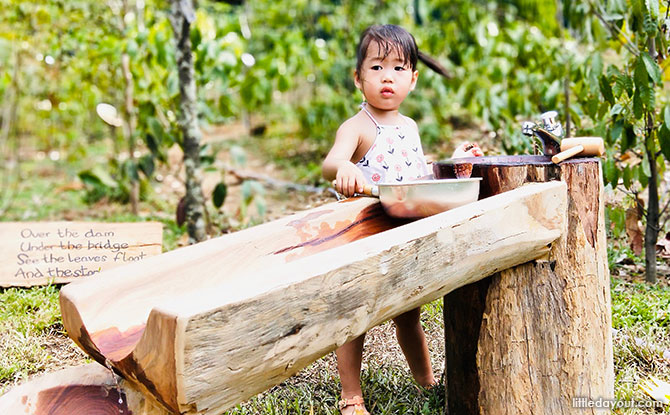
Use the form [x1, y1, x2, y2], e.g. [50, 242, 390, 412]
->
[338, 395, 370, 415]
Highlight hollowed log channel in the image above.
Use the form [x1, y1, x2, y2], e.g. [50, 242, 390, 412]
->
[60, 198, 405, 411]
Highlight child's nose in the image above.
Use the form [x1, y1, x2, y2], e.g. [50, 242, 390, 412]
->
[381, 69, 393, 82]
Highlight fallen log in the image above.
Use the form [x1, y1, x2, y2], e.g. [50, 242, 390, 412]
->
[59, 181, 567, 414]
[436, 156, 613, 415]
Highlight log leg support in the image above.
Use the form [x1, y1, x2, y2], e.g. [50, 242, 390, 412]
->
[438, 157, 614, 415]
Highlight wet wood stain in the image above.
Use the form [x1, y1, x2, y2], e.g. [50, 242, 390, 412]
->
[90, 324, 146, 362]
[35, 384, 129, 415]
[276, 203, 408, 261]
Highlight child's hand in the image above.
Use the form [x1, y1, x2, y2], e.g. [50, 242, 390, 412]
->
[452, 142, 483, 158]
[335, 162, 368, 197]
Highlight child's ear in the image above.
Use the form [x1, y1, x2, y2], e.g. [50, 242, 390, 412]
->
[410, 70, 419, 91]
[354, 70, 362, 90]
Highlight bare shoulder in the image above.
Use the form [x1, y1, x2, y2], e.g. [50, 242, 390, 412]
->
[334, 111, 377, 162]
[336, 111, 376, 141]
[403, 115, 419, 133]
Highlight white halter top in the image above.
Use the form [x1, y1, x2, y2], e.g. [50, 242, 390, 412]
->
[355, 103, 429, 184]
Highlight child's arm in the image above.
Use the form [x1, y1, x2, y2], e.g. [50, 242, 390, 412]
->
[323, 121, 368, 197]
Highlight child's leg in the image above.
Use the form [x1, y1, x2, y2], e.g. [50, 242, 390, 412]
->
[335, 334, 366, 398]
[392, 307, 436, 387]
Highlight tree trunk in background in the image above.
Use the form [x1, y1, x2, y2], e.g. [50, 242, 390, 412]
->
[644, 37, 659, 284]
[645, 113, 659, 283]
[435, 156, 613, 415]
[121, 53, 139, 215]
[170, 0, 207, 243]
[120, 0, 139, 215]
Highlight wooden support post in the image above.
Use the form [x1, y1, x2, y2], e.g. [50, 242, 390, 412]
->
[435, 156, 613, 415]
[58, 182, 567, 415]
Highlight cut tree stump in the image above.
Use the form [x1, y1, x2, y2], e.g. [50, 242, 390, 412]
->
[0, 364, 170, 415]
[434, 155, 613, 415]
[58, 181, 567, 414]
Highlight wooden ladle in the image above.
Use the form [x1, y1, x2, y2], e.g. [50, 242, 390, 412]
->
[551, 137, 605, 164]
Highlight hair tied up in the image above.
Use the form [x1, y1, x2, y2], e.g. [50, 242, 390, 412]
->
[417, 50, 452, 79]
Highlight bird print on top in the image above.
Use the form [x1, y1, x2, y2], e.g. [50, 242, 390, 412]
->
[354, 102, 429, 185]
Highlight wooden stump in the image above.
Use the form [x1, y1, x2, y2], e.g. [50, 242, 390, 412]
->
[435, 156, 613, 415]
[0, 364, 170, 415]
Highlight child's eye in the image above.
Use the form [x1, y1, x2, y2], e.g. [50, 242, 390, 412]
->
[395, 66, 406, 71]
[371, 65, 382, 70]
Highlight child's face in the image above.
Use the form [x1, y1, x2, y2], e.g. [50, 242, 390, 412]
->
[354, 41, 418, 112]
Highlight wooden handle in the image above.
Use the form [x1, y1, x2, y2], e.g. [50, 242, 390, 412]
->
[559, 137, 605, 156]
[552, 145, 584, 164]
[331, 180, 376, 196]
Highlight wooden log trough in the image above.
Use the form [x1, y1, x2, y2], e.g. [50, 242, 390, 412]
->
[0, 178, 568, 415]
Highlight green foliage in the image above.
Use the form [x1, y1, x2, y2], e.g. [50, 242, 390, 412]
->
[212, 182, 228, 208]
[569, 1, 669, 283]
[4, 0, 634, 204]
[239, 180, 267, 224]
[571, 1, 670, 184]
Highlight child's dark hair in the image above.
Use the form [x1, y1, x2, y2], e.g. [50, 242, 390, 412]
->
[356, 25, 418, 75]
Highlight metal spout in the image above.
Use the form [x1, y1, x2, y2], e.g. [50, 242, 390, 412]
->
[540, 110, 564, 139]
[521, 111, 563, 156]
[532, 128, 561, 156]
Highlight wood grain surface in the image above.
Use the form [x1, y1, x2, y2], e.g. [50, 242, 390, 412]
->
[60, 183, 567, 414]
[437, 156, 613, 415]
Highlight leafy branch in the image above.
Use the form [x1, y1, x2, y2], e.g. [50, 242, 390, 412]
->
[589, 0, 640, 56]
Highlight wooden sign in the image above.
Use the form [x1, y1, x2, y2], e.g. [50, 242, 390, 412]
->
[0, 222, 162, 287]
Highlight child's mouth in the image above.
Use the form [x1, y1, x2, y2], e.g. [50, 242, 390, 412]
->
[381, 88, 394, 97]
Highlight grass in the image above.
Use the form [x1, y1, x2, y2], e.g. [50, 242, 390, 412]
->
[612, 278, 670, 333]
[225, 305, 446, 415]
[610, 276, 670, 413]
[226, 366, 444, 414]
[0, 285, 88, 393]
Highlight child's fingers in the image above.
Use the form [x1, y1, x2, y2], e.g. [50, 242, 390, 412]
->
[344, 176, 353, 197]
[355, 174, 366, 194]
[455, 142, 484, 158]
[344, 176, 357, 197]
[337, 177, 348, 197]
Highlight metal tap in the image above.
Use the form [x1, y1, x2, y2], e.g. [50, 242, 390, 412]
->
[521, 111, 563, 156]
[540, 110, 564, 139]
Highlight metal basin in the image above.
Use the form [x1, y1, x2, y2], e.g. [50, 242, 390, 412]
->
[375, 177, 481, 218]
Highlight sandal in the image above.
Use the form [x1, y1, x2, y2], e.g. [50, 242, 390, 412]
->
[338, 395, 369, 415]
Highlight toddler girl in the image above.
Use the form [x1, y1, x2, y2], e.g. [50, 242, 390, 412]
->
[322, 24, 479, 415]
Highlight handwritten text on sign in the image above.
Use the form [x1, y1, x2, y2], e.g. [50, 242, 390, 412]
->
[0, 222, 163, 287]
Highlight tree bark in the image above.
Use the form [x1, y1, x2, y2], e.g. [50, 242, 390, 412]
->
[116, 0, 140, 215]
[60, 183, 566, 414]
[170, 0, 207, 243]
[121, 52, 139, 215]
[435, 155, 613, 415]
[645, 114, 659, 283]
